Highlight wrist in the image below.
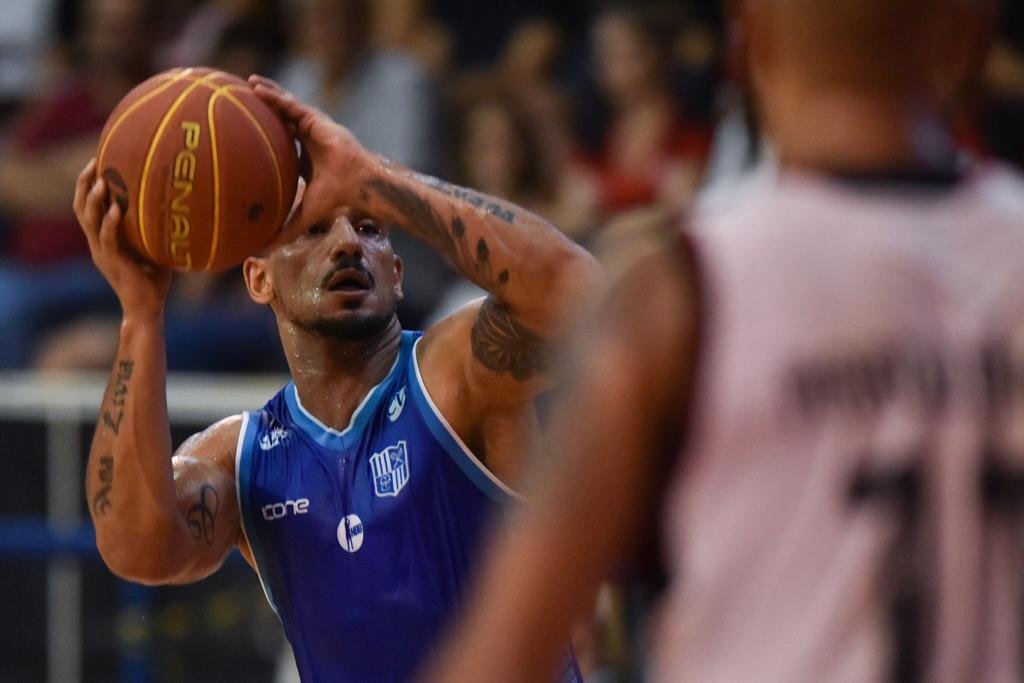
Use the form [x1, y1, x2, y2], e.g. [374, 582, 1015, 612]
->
[120, 308, 164, 331]
[349, 151, 387, 210]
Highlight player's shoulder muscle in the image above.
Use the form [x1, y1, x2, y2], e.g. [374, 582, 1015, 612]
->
[172, 414, 244, 480]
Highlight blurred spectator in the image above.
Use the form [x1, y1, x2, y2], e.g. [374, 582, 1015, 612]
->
[454, 22, 574, 191]
[274, 0, 442, 174]
[156, 0, 286, 74]
[209, 8, 289, 78]
[369, 0, 453, 78]
[975, 5, 1024, 169]
[568, 5, 713, 230]
[0, 0, 156, 370]
[0, 0, 59, 117]
[275, 0, 451, 329]
[455, 97, 560, 222]
[35, 270, 286, 374]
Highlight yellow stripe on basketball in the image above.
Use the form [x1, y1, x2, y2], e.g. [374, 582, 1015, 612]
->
[203, 88, 224, 270]
[219, 86, 286, 231]
[137, 72, 219, 262]
[97, 68, 194, 167]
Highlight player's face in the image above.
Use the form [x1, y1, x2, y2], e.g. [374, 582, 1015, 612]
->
[248, 207, 404, 341]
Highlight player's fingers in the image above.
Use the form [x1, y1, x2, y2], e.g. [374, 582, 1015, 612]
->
[81, 176, 109, 243]
[249, 78, 323, 143]
[247, 73, 284, 92]
[73, 158, 97, 218]
[98, 197, 122, 253]
[250, 78, 301, 118]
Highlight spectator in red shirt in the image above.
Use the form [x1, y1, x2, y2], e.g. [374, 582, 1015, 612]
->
[569, 6, 713, 225]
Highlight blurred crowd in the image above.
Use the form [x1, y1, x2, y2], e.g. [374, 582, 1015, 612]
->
[0, 0, 1022, 376]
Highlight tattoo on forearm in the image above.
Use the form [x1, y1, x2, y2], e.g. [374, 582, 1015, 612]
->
[187, 484, 219, 545]
[102, 359, 134, 435]
[471, 297, 548, 382]
[411, 172, 516, 224]
[366, 178, 510, 288]
[91, 455, 114, 517]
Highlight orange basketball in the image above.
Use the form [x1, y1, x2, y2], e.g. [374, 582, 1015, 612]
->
[96, 67, 299, 272]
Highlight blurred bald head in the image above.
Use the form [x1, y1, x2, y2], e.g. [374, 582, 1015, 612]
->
[745, 0, 991, 96]
[742, 0, 993, 171]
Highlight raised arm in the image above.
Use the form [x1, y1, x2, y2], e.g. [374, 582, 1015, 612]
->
[74, 160, 241, 585]
[251, 75, 600, 390]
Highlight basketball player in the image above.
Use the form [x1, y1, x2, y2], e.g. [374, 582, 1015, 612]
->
[74, 77, 595, 681]
[427, 0, 1024, 681]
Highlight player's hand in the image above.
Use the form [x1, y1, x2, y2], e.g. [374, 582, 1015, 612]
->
[248, 74, 371, 248]
[73, 159, 172, 319]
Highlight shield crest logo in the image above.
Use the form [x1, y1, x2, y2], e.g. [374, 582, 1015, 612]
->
[370, 441, 410, 497]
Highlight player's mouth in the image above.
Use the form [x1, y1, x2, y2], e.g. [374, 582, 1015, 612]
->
[324, 267, 372, 294]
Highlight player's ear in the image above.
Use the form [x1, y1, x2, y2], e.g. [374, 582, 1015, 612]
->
[244, 255, 274, 305]
[393, 254, 404, 303]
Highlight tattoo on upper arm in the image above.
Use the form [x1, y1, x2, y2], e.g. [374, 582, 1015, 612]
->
[365, 178, 511, 289]
[102, 359, 134, 435]
[187, 484, 219, 545]
[471, 297, 548, 382]
[91, 455, 114, 517]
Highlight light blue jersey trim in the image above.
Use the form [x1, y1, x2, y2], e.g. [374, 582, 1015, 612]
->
[235, 410, 281, 619]
[283, 334, 413, 449]
[408, 336, 520, 503]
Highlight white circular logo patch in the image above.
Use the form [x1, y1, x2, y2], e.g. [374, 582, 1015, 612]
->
[337, 514, 364, 553]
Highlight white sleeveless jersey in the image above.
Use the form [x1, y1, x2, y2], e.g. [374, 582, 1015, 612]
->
[654, 165, 1024, 683]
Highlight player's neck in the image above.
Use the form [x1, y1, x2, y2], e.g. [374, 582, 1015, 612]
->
[285, 316, 403, 431]
[768, 87, 956, 175]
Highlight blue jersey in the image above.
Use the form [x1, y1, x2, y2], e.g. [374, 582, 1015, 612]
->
[236, 331, 579, 682]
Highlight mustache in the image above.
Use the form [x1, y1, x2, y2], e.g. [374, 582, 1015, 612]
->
[321, 256, 375, 289]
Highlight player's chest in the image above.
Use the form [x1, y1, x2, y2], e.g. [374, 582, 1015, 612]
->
[253, 415, 435, 532]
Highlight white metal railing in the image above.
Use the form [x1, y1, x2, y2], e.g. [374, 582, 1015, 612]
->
[0, 371, 287, 683]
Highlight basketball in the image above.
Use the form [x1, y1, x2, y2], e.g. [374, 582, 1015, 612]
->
[96, 67, 299, 272]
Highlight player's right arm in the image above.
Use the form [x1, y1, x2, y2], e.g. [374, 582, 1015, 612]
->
[74, 159, 242, 585]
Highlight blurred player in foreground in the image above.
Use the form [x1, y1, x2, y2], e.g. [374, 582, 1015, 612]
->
[75, 77, 594, 680]
[427, 0, 1024, 681]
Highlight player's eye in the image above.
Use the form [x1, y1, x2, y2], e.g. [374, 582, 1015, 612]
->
[356, 219, 381, 236]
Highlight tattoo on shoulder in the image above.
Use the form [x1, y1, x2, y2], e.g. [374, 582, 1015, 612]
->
[470, 297, 548, 382]
[91, 455, 114, 517]
[366, 178, 511, 289]
[102, 359, 134, 436]
[187, 484, 219, 545]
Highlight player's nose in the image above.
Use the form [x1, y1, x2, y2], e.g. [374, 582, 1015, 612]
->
[328, 215, 362, 257]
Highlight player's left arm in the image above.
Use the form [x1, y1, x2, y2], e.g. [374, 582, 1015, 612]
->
[249, 75, 601, 414]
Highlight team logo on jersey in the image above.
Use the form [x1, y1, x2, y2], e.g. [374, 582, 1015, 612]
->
[369, 441, 410, 497]
[259, 425, 289, 451]
[388, 386, 407, 422]
[337, 513, 364, 553]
